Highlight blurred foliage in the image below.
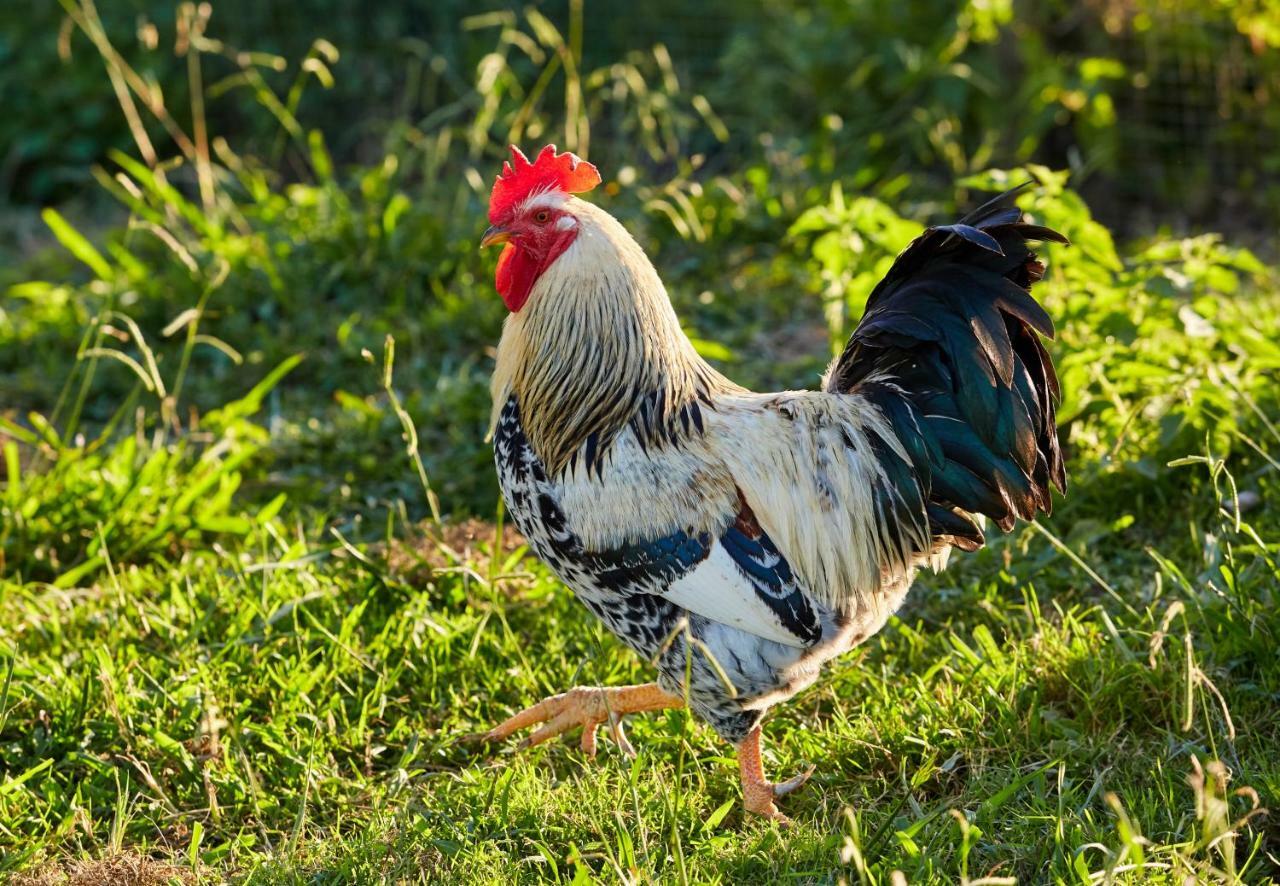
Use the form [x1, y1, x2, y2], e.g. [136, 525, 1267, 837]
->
[0, 0, 738, 204]
[712, 0, 1280, 230]
[3, 0, 1280, 233]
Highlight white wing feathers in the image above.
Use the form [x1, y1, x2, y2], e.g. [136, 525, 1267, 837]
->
[662, 542, 810, 647]
[703, 391, 928, 611]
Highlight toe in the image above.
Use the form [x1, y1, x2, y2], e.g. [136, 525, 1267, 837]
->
[485, 694, 562, 741]
[773, 765, 815, 798]
[579, 721, 600, 758]
[481, 685, 669, 759]
[520, 711, 577, 749]
[743, 792, 791, 824]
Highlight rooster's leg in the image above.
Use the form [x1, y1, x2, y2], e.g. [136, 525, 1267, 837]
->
[736, 724, 814, 824]
[484, 683, 682, 758]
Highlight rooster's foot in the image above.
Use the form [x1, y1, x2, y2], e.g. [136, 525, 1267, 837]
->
[737, 725, 814, 824]
[483, 683, 682, 759]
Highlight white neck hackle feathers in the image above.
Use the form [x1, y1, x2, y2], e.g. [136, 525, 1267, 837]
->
[490, 198, 740, 477]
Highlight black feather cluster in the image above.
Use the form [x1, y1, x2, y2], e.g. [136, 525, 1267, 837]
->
[826, 186, 1069, 553]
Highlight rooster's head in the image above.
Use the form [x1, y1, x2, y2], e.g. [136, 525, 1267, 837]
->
[481, 144, 602, 312]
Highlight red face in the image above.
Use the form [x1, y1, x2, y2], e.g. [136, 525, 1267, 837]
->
[482, 200, 579, 312]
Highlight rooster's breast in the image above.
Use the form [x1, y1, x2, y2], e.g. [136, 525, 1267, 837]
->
[492, 396, 690, 660]
[491, 395, 888, 743]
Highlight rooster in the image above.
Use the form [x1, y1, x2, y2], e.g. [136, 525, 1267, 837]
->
[478, 145, 1066, 822]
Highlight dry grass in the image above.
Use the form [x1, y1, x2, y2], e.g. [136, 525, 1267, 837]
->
[13, 854, 194, 886]
[379, 517, 527, 579]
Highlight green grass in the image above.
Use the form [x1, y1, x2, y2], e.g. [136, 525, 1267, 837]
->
[3, 3, 1280, 883]
[2, 418, 1277, 882]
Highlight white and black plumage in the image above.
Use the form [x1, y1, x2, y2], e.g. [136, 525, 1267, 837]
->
[478, 146, 1067, 821]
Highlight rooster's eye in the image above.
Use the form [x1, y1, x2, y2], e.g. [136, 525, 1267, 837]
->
[534, 210, 551, 223]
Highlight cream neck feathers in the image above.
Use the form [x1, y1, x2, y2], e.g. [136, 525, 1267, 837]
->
[490, 198, 738, 477]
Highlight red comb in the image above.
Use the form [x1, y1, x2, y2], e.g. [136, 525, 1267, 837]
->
[488, 145, 601, 224]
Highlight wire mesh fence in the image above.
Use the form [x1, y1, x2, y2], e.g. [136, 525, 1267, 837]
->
[1104, 3, 1279, 233]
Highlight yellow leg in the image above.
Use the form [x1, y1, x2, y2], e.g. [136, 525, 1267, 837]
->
[484, 683, 683, 758]
[736, 724, 814, 824]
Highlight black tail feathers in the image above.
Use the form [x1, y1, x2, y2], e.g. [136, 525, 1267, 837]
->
[826, 186, 1068, 553]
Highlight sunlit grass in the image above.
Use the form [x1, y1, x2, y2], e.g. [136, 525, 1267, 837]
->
[2, 468, 1276, 881]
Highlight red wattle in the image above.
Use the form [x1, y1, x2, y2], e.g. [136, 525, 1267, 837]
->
[495, 242, 537, 312]
[493, 231, 576, 313]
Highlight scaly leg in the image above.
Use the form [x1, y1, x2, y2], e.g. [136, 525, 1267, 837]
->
[484, 683, 683, 758]
[737, 724, 814, 824]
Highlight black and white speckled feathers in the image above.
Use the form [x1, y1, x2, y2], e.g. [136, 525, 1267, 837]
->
[494, 397, 843, 741]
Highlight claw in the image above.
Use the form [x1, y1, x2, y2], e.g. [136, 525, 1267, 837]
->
[608, 716, 637, 759]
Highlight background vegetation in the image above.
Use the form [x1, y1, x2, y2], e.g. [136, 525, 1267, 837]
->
[1, 0, 1278, 882]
